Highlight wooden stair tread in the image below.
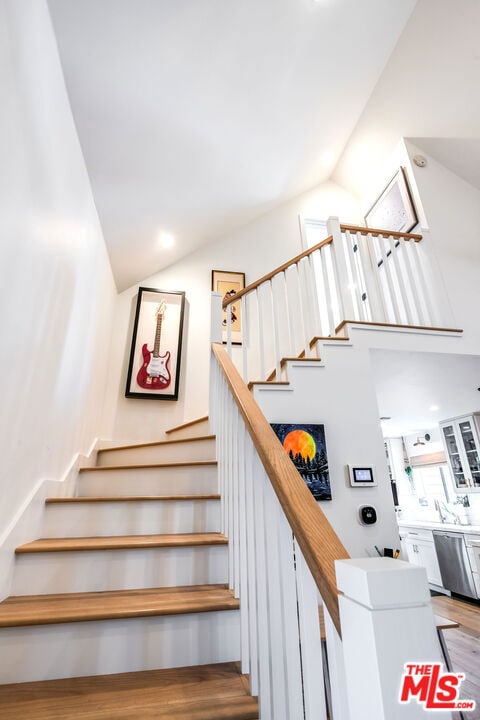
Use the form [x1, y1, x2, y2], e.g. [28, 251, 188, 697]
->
[80, 460, 217, 472]
[0, 585, 239, 627]
[16, 533, 228, 554]
[335, 319, 463, 334]
[98, 435, 215, 454]
[0, 662, 257, 719]
[46, 494, 221, 504]
[165, 416, 209, 435]
[247, 380, 290, 390]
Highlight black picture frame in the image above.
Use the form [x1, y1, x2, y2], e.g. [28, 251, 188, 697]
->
[125, 286, 185, 400]
[270, 423, 332, 501]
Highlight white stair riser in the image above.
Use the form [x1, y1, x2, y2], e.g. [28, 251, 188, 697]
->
[165, 419, 210, 441]
[42, 500, 220, 537]
[12, 545, 228, 595]
[77, 465, 218, 497]
[97, 438, 216, 467]
[0, 609, 240, 684]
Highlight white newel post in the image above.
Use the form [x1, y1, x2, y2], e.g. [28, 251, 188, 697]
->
[211, 291, 223, 343]
[336, 558, 453, 720]
[326, 216, 356, 322]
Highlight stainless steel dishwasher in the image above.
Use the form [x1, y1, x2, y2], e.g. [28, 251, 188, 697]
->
[432, 530, 477, 598]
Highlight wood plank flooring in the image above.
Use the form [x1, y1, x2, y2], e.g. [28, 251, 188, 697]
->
[0, 585, 239, 627]
[431, 595, 480, 720]
[0, 662, 258, 720]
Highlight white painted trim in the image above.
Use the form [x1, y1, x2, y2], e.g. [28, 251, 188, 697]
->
[0, 437, 100, 600]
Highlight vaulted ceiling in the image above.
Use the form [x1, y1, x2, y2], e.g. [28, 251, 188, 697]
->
[48, 0, 417, 290]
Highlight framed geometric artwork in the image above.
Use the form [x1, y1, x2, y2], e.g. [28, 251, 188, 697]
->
[364, 167, 418, 234]
[211, 270, 245, 345]
[125, 286, 186, 400]
[271, 423, 332, 501]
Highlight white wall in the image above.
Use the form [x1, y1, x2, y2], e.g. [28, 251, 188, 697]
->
[406, 141, 480, 339]
[252, 345, 400, 558]
[105, 181, 362, 442]
[0, 0, 116, 595]
[333, 0, 480, 201]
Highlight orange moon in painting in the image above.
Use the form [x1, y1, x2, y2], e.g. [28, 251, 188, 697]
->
[283, 430, 316, 460]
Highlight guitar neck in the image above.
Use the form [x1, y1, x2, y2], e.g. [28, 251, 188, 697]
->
[153, 315, 163, 357]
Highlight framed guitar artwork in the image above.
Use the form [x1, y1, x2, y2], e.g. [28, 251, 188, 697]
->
[125, 287, 186, 400]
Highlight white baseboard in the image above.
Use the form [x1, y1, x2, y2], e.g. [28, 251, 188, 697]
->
[0, 437, 100, 601]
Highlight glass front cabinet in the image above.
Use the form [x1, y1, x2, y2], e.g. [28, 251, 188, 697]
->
[440, 414, 480, 492]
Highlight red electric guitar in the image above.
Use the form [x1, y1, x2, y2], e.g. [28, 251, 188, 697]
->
[136, 302, 171, 389]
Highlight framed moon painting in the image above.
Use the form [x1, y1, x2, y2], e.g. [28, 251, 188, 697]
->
[125, 287, 186, 400]
[271, 423, 331, 501]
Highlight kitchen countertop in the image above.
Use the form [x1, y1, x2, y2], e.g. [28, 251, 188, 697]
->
[397, 519, 480, 535]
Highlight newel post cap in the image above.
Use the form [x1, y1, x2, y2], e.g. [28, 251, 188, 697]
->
[335, 558, 431, 609]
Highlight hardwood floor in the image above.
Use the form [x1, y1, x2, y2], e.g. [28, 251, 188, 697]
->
[431, 595, 480, 720]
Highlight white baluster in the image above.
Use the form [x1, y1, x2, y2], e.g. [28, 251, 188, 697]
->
[292, 262, 310, 354]
[411, 240, 437, 326]
[241, 296, 248, 382]
[327, 216, 356, 322]
[226, 303, 232, 356]
[319, 245, 336, 335]
[301, 255, 321, 355]
[295, 543, 328, 720]
[244, 436, 259, 691]
[386, 235, 413, 324]
[237, 424, 250, 674]
[264, 482, 289, 720]
[252, 459, 273, 719]
[308, 253, 323, 339]
[256, 286, 267, 379]
[275, 513, 307, 719]
[377, 234, 401, 322]
[364, 232, 388, 323]
[343, 230, 362, 320]
[297, 259, 313, 356]
[324, 605, 350, 720]
[284, 269, 297, 358]
[269, 278, 282, 381]
[398, 240, 425, 325]
[352, 231, 374, 321]
[232, 407, 241, 597]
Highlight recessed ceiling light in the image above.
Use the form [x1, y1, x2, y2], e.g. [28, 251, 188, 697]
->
[429, 405, 439, 412]
[158, 232, 174, 249]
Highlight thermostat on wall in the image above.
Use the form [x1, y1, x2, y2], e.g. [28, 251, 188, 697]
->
[348, 465, 377, 487]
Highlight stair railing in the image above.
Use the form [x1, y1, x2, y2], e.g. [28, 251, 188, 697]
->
[334, 220, 445, 328]
[210, 341, 448, 720]
[220, 216, 457, 384]
[210, 340, 349, 720]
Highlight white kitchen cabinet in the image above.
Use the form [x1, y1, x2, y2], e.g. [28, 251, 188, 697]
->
[466, 534, 480, 599]
[440, 414, 480, 492]
[400, 527, 443, 587]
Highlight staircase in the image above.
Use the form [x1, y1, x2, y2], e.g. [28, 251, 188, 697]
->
[0, 417, 258, 719]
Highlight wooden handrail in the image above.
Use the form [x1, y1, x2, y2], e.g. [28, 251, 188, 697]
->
[212, 342, 349, 635]
[222, 236, 333, 309]
[340, 223, 422, 242]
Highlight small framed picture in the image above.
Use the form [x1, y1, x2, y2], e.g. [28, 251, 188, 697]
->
[365, 167, 418, 234]
[125, 287, 186, 400]
[211, 270, 245, 345]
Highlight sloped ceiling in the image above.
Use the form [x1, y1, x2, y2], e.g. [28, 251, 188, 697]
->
[47, 0, 417, 290]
